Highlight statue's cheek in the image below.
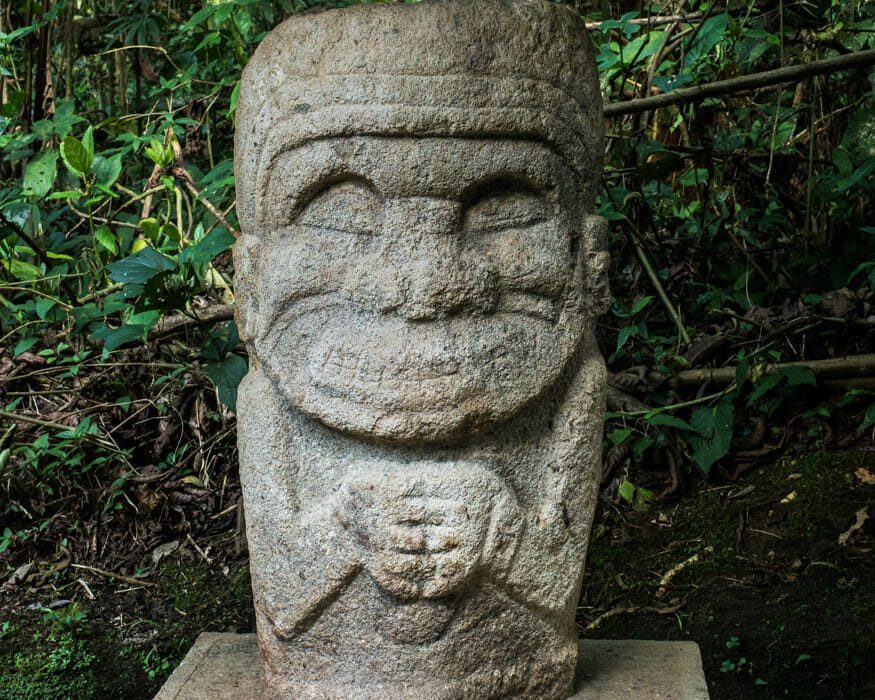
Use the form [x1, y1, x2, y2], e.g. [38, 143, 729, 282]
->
[469, 222, 571, 300]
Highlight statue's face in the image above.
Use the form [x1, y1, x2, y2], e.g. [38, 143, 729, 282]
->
[246, 136, 590, 442]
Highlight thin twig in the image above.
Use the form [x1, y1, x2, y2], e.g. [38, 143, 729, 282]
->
[76, 283, 124, 305]
[0, 408, 130, 456]
[617, 384, 737, 418]
[71, 563, 155, 588]
[67, 201, 139, 229]
[171, 166, 240, 238]
[186, 534, 213, 565]
[0, 211, 51, 267]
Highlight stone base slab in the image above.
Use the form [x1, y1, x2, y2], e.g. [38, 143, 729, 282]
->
[155, 633, 709, 699]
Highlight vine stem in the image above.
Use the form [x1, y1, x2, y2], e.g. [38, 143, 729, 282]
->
[616, 385, 737, 418]
[628, 230, 692, 345]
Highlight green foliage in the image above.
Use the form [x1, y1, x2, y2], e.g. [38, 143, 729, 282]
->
[22, 149, 58, 198]
[59, 129, 94, 178]
[689, 400, 735, 474]
[40, 602, 88, 631]
[0, 0, 873, 537]
[0, 607, 96, 700]
[595, 0, 875, 479]
[141, 647, 174, 680]
[617, 478, 654, 509]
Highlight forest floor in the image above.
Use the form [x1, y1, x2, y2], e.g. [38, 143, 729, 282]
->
[582, 447, 875, 699]
[0, 448, 872, 699]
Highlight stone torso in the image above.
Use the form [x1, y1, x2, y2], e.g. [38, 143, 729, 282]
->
[233, 1, 608, 697]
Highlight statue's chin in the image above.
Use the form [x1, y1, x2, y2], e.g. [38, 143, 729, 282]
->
[266, 315, 581, 443]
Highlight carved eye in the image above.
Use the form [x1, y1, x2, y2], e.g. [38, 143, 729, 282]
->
[297, 180, 382, 235]
[463, 183, 547, 234]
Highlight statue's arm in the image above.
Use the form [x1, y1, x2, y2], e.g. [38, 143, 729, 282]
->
[238, 369, 361, 638]
[503, 346, 607, 616]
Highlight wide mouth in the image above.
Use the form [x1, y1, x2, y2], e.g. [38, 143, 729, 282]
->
[314, 324, 513, 385]
[306, 311, 559, 391]
[256, 293, 583, 441]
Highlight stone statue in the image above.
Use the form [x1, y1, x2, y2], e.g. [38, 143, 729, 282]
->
[233, 0, 608, 697]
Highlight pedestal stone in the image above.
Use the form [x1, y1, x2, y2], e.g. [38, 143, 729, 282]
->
[155, 634, 710, 700]
[233, 1, 616, 697]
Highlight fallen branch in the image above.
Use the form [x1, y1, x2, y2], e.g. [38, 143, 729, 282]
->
[822, 378, 875, 393]
[157, 304, 235, 335]
[838, 508, 869, 546]
[584, 602, 684, 631]
[604, 49, 875, 117]
[671, 354, 875, 389]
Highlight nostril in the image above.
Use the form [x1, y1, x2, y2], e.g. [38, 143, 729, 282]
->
[345, 262, 407, 315]
[398, 263, 498, 321]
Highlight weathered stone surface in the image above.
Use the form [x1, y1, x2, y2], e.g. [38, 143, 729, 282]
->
[233, 0, 609, 697]
[155, 634, 710, 700]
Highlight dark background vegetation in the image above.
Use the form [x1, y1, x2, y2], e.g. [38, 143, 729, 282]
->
[1, 1, 873, 698]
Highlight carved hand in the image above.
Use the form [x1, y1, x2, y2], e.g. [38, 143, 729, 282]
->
[335, 464, 522, 602]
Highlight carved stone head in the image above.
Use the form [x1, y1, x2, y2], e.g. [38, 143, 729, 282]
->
[234, 0, 608, 445]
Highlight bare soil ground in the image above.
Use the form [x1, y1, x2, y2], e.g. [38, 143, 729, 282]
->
[580, 448, 875, 699]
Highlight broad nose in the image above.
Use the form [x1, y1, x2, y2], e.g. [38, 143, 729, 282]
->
[382, 198, 498, 321]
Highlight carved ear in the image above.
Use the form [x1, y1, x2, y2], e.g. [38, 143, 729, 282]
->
[580, 215, 610, 316]
[232, 235, 261, 343]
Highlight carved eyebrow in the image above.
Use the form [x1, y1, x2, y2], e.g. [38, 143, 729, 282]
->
[296, 178, 384, 234]
[263, 141, 345, 212]
[264, 138, 564, 220]
[461, 174, 547, 204]
[273, 158, 380, 223]
[296, 174, 379, 210]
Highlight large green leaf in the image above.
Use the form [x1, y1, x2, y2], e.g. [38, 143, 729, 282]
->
[204, 354, 248, 413]
[82, 126, 94, 165]
[51, 98, 83, 138]
[842, 103, 875, 159]
[180, 228, 236, 266]
[108, 247, 177, 284]
[60, 136, 91, 176]
[779, 366, 816, 387]
[90, 323, 149, 351]
[689, 399, 734, 474]
[746, 373, 784, 406]
[93, 154, 123, 188]
[95, 225, 118, 255]
[645, 412, 693, 431]
[22, 148, 58, 197]
[684, 13, 729, 69]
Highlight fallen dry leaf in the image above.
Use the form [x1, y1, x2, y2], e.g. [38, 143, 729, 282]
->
[838, 508, 870, 546]
[854, 468, 875, 486]
[16, 351, 46, 367]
